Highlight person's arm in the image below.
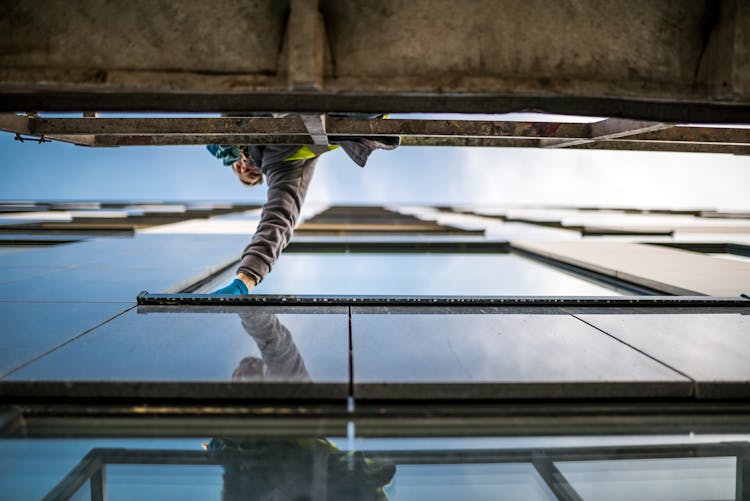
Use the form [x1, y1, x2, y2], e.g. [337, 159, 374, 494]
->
[236, 311, 310, 381]
[235, 156, 318, 288]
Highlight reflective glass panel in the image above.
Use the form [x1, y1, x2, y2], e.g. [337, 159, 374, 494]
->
[351, 309, 688, 399]
[7, 307, 349, 398]
[573, 312, 750, 383]
[0, 302, 132, 376]
[3, 434, 747, 501]
[556, 457, 736, 501]
[200, 253, 630, 295]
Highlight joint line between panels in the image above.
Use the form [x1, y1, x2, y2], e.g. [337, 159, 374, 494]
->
[347, 305, 354, 402]
[0, 305, 137, 379]
[570, 314, 695, 384]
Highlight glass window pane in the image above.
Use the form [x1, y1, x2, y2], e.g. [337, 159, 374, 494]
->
[7, 307, 349, 396]
[69, 479, 91, 501]
[106, 464, 223, 500]
[3, 435, 747, 501]
[556, 457, 737, 501]
[387, 463, 556, 501]
[200, 253, 628, 295]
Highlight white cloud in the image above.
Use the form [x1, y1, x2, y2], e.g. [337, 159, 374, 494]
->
[307, 143, 750, 209]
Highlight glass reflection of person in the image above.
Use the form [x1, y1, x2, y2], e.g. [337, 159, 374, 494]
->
[207, 311, 395, 500]
[232, 310, 310, 382]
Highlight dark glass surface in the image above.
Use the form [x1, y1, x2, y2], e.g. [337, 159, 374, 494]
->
[574, 312, 750, 382]
[69, 479, 91, 501]
[0, 266, 64, 285]
[0, 265, 204, 301]
[0, 302, 132, 376]
[0, 238, 132, 268]
[0, 234, 251, 301]
[7, 307, 349, 391]
[351, 309, 689, 399]
[0, 233, 247, 271]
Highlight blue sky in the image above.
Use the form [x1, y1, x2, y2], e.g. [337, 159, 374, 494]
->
[2, 114, 749, 209]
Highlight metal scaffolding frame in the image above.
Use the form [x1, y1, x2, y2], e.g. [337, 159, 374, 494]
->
[135, 293, 750, 308]
[2, 114, 749, 154]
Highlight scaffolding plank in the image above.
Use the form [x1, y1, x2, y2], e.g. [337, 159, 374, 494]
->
[629, 125, 750, 144]
[68, 135, 750, 154]
[1, 116, 748, 154]
[31, 117, 307, 135]
[21, 117, 590, 138]
[576, 140, 750, 155]
[328, 118, 590, 139]
[0, 113, 30, 135]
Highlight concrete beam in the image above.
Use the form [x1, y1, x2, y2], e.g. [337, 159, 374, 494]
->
[2, 1, 750, 121]
[287, 0, 326, 91]
[697, 0, 750, 101]
[1, 93, 749, 123]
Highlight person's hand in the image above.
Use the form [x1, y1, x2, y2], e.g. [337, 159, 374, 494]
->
[210, 278, 249, 295]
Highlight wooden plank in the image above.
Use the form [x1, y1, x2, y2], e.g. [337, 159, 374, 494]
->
[26, 117, 749, 143]
[0, 113, 31, 134]
[330, 118, 589, 139]
[32, 117, 307, 135]
[88, 135, 312, 146]
[44, 134, 98, 146]
[30, 134, 749, 154]
[7, 116, 746, 154]
[26, 117, 589, 138]
[628, 125, 750, 144]
[575, 140, 750, 155]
